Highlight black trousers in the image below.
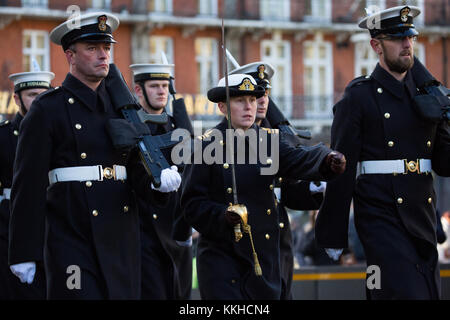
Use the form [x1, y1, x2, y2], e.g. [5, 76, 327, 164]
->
[355, 207, 440, 300]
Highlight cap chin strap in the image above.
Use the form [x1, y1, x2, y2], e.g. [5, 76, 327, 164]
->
[17, 92, 28, 116]
[138, 82, 161, 112]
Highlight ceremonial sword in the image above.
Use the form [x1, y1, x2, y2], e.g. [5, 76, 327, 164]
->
[221, 19, 261, 276]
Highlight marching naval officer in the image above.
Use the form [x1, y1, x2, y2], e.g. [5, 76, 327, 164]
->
[181, 73, 345, 299]
[230, 61, 326, 299]
[315, 6, 450, 299]
[8, 12, 180, 299]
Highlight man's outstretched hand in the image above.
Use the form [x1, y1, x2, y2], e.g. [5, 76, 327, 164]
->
[325, 151, 346, 174]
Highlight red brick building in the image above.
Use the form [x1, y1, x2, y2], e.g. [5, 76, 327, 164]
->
[0, 0, 449, 210]
[1, 0, 449, 123]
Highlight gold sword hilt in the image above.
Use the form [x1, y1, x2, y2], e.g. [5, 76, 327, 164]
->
[227, 204, 262, 276]
[227, 204, 248, 242]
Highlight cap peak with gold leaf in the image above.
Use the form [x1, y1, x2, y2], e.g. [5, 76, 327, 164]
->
[50, 11, 119, 50]
[207, 74, 265, 103]
[358, 5, 421, 38]
[230, 61, 275, 89]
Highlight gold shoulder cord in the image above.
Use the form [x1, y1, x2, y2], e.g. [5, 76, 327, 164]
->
[243, 224, 262, 276]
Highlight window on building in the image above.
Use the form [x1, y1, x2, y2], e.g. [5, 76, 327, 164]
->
[148, 0, 173, 14]
[109, 44, 114, 63]
[149, 36, 174, 65]
[399, 0, 424, 25]
[198, 0, 218, 16]
[261, 36, 293, 117]
[354, 35, 378, 76]
[195, 38, 218, 95]
[303, 35, 333, 119]
[226, 36, 241, 73]
[414, 41, 425, 64]
[87, 0, 111, 11]
[304, 0, 331, 23]
[22, 30, 50, 72]
[21, 0, 48, 8]
[260, 0, 290, 21]
[362, 0, 386, 13]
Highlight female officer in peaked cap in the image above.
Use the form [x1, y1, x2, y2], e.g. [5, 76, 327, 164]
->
[181, 74, 345, 300]
[230, 62, 327, 299]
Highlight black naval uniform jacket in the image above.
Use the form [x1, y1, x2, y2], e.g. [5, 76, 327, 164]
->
[181, 118, 334, 300]
[315, 64, 450, 298]
[138, 111, 192, 300]
[259, 118, 323, 300]
[8, 74, 166, 299]
[0, 113, 45, 299]
[0, 114, 21, 248]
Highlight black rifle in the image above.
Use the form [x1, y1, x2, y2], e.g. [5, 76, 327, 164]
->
[105, 63, 181, 188]
[266, 97, 312, 145]
[168, 74, 194, 136]
[160, 50, 194, 136]
[411, 56, 450, 124]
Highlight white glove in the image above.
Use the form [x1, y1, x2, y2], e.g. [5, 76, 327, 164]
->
[309, 181, 326, 194]
[325, 248, 343, 261]
[151, 166, 181, 193]
[10, 262, 36, 284]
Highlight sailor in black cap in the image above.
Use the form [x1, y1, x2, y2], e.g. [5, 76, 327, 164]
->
[130, 63, 193, 300]
[180, 74, 345, 299]
[230, 62, 326, 299]
[0, 70, 53, 300]
[8, 12, 180, 299]
[315, 6, 450, 299]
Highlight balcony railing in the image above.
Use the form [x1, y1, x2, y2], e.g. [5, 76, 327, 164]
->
[21, 0, 47, 8]
[0, 89, 337, 122]
[0, 0, 448, 26]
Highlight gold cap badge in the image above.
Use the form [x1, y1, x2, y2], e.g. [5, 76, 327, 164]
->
[98, 15, 107, 32]
[258, 65, 265, 79]
[238, 78, 255, 91]
[400, 7, 410, 23]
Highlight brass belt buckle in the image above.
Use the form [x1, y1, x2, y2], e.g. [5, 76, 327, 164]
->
[403, 159, 421, 174]
[103, 166, 116, 180]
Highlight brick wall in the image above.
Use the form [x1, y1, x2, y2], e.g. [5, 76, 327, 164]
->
[173, 0, 198, 16]
[0, 20, 22, 91]
[49, 0, 88, 11]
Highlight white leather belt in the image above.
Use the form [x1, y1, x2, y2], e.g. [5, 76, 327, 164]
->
[48, 165, 127, 185]
[358, 159, 432, 175]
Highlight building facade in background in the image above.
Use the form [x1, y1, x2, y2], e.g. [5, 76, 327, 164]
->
[0, 0, 449, 210]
